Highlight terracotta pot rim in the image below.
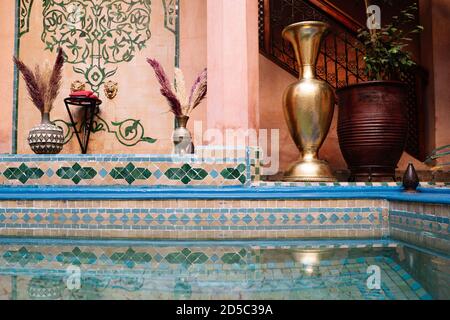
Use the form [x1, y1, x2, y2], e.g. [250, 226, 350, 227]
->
[336, 80, 407, 93]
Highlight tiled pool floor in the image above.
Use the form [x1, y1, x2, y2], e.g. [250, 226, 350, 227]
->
[0, 239, 448, 300]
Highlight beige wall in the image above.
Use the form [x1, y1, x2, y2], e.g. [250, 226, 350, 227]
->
[0, 1, 15, 154]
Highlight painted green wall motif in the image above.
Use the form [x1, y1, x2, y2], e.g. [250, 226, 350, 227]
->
[14, 0, 179, 153]
[162, 0, 177, 34]
[19, 0, 34, 37]
[41, 0, 153, 94]
[54, 116, 157, 147]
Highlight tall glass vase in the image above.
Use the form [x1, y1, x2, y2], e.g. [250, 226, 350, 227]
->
[282, 21, 336, 182]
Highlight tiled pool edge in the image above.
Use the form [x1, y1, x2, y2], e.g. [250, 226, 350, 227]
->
[0, 199, 390, 240]
[0, 186, 447, 248]
[389, 201, 450, 255]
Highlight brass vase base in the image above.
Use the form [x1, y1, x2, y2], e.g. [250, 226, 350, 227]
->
[283, 159, 336, 182]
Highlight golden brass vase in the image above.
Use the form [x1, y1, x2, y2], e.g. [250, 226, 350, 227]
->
[282, 21, 336, 182]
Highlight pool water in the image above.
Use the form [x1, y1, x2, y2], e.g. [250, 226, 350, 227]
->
[0, 239, 448, 300]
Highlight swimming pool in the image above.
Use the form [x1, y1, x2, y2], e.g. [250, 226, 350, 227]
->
[1, 158, 449, 300]
[0, 239, 448, 300]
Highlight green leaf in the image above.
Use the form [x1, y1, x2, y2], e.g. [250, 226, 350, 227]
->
[141, 137, 157, 144]
[125, 120, 140, 137]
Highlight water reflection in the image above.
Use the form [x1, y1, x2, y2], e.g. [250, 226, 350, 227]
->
[0, 242, 447, 300]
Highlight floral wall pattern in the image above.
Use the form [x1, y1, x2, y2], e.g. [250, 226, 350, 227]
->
[16, 0, 180, 154]
[41, 0, 153, 93]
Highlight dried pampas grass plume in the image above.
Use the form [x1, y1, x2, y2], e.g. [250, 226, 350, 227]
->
[147, 58, 207, 117]
[174, 67, 188, 113]
[188, 68, 207, 115]
[13, 57, 44, 113]
[13, 48, 65, 115]
[147, 58, 182, 116]
[47, 48, 65, 113]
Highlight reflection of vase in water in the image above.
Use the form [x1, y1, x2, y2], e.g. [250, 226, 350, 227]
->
[173, 115, 194, 155]
[28, 112, 64, 154]
[282, 21, 336, 182]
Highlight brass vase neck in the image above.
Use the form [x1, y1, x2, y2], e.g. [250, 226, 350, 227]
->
[282, 21, 329, 79]
[41, 112, 51, 124]
[175, 115, 189, 128]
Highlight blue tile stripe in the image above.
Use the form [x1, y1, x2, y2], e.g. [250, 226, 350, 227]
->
[390, 210, 450, 225]
[0, 155, 247, 163]
[389, 210, 450, 240]
[0, 186, 448, 204]
[0, 207, 383, 231]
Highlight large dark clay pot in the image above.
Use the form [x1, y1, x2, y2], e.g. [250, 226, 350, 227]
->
[336, 81, 408, 181]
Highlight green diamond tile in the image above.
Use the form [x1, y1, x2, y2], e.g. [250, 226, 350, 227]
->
[125, 163, 136, 172]
[165, 252, 187, 264]
[56, 164, 97, 185]
[221, 252, 244, 264]
[186, 252, 208, 265]
[221, 164, 247, 184]
[110, 163, 152, 185]
[181, 175, 191, 185]
[3, 247, 45, 267]
[3, 164, 44, 184]
[110, 248, 152, 268]
[56, 248, 97, 265]
[165, 164, 209, 185]
[187, 168, 208, 180]
[165, 248, 208, 265]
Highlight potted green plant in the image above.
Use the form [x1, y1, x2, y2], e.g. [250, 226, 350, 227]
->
[336, 2, 423, 181]
[425, 145, 450, 172]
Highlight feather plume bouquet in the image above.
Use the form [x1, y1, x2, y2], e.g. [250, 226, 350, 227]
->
[147, 58, 206, 155]
[147, 58, 207, 117]
[13, 48, 65, 117]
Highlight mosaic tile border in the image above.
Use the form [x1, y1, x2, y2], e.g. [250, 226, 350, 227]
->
[0, 241, 400, 270]
[0, 147, 256, 187]
[0, 198, 448, 246]
[0, 199, 389, 240]
[389, 201, 450, 255]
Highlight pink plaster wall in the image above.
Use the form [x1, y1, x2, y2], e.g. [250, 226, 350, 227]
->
[180, 0, 207, 145]
[14, 1, 177, 154]
[207, 0, 259, 139]
[0, 1, 15, 154]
